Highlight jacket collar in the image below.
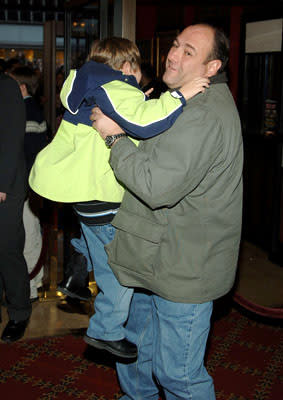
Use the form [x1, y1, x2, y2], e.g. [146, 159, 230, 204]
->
[210, 71, 227, 85]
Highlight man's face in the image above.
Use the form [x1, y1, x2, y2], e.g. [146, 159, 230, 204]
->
[163, 25, 215, 89]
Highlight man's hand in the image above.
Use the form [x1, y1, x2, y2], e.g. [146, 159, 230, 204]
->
[0, 192, 7, 203]
[90, 107, 124, 139]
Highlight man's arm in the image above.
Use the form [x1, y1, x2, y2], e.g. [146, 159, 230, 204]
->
[92, 107, 223, 209]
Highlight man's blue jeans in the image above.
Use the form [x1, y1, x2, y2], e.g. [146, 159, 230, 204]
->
[71, 222, 134, 340]
[117, 291, 215, 400]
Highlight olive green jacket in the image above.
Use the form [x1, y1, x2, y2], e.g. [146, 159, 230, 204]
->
[106, 73, 243, 303]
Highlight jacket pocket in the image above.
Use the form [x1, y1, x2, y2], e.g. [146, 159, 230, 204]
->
[112, 208, 165, 243]
[106, 209, 165, 275]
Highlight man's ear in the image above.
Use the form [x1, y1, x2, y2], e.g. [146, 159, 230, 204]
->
[206, 59, 222, 77]
[120, 61, 133, 75]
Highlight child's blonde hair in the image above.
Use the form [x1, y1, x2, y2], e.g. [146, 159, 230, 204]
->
[88, 37, 141, 72]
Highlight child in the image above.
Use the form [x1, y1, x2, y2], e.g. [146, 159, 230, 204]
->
[29, 37, 209, 358]
[10, 66, 48, 302]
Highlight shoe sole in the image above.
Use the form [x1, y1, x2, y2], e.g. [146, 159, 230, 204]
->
[57, 287, 92, 301]
[83, 335, 138, 359]
[1, 333, 25, 343]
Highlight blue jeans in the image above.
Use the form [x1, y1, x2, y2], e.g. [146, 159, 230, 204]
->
[71, 222, 134, 340]
[117, 292, 215, 400]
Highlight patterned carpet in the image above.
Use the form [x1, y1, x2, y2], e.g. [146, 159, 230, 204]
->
[0, 307, 282, 400]
[208, 307, 283, 400]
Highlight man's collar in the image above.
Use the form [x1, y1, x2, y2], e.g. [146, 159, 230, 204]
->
[210, 71, 227, 84]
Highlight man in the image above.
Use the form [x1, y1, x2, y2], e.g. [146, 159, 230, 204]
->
[92, 23, 243, 399]
[0, 72, 31, 342]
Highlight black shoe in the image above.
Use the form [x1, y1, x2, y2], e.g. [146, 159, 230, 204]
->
[58, 252, 92, 301]
[57, 281, 92, 301]
[1, 319, 29, 343]
[83, 334, 138, 359]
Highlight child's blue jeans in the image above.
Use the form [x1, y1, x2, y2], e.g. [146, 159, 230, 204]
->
[71, 222, 134, 340]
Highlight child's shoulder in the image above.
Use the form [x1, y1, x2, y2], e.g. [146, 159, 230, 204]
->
[80, 61, 140, 88]
[79, 61, 121, 80]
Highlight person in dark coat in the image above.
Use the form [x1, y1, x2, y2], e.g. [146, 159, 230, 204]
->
[10, 66, 49, 301]
[0, 72, 32, 343]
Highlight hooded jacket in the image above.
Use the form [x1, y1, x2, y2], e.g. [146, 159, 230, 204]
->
[29, 61, 185, 203]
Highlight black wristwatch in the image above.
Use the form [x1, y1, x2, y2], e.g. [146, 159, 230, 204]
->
[105, 133, 126, 148]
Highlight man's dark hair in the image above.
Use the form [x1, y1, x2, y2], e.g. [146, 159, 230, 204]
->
[206, 25, 230, 73]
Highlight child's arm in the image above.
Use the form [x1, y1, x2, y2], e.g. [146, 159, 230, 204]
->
[60, 63, 209, 139]
[94, 78, 209, 139]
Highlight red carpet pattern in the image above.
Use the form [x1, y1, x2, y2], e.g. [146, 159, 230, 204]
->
[208, 308, 283, 400]
[0, 336, 121, 399]
[0, 308, 282, 400]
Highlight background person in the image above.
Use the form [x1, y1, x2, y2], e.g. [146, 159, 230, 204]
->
[10, 66, 49, 301]
[0, 72, 31, 343]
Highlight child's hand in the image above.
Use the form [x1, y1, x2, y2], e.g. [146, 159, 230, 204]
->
[144, 88, 154, 97]
[179, 77, 210, 100]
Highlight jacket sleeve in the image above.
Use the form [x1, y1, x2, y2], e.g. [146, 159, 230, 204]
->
[109, 105, 223, 209]
[0, 76, 26, 193]
[95, 81, 186, 138]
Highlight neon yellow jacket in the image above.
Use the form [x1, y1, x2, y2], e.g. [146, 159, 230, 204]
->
[29, 61, 185, 202]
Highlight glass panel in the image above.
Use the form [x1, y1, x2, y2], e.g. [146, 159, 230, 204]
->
[68, 5, 100, 69]
[33, 11, 43, 22]
[7, 10, 18, 21]
[45, 0, 55, 7]
[20, 0, 30, 6]
[241, 52, 282, 136]
[7, 0, 18, 5]
[20, 10, 31, 22]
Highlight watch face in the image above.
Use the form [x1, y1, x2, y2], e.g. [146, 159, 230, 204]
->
[105, 135, 115, 147]
[105, 133, 125, 147]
